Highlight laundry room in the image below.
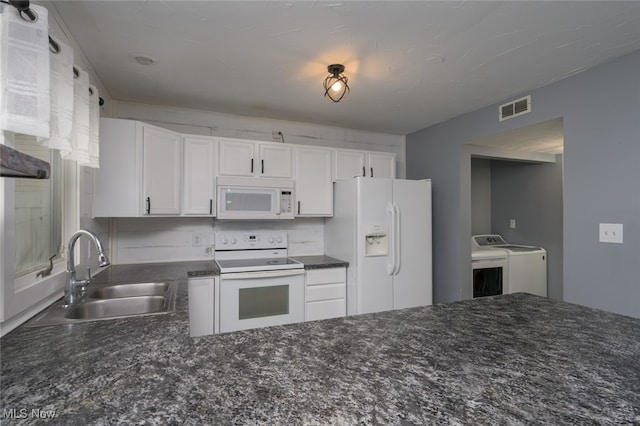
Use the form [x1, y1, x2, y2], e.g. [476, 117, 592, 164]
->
[469, 119, 564, 301]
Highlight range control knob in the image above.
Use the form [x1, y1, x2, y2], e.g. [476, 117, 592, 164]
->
[231, 237, 237, 244]
[268, 237, 275, 244]
[222, 238, 229, 245]
[276, 236, 283, 244]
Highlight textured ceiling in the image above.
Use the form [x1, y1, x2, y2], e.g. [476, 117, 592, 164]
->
[51, 1, 640, 135]
[468, 118, 564, 155]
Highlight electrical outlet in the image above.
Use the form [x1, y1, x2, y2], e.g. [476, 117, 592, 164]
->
[192, 233, 202, 247]
[599, 223, 623, 244]
[509, 219, 516, 229]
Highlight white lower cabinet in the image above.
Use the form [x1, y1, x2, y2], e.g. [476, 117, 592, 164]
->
[305, 267, 346, 321]
[188, 276, 216, 337]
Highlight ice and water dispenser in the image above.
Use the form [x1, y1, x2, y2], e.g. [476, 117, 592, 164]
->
[364, 224, 388, 256]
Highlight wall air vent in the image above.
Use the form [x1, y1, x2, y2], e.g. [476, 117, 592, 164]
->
[499, 95, 531, 121]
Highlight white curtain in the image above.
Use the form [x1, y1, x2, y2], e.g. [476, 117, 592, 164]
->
[38, 35, 74, 155]
[63, 66, 90, 164]
[0, 4, 50, 144]
[88, 84, 100, 168]
[0, 5, 100, 167]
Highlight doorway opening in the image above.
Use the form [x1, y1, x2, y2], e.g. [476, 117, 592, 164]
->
[467, 118, 564, 300]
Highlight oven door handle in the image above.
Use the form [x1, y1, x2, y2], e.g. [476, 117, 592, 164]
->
[221, 269, 306, 280]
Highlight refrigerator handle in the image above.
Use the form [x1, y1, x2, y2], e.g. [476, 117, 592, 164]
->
[386, 203, 396, 276]
[394, 203, 401, 274]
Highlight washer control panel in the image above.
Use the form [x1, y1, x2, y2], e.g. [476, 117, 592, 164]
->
[472, 234, 507, 247]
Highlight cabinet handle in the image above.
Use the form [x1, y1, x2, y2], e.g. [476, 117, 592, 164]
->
[371, 167, 373, 177]
[362, 166, 366, 177]
[209, 199, 213, 215]
[297, 201, 301, 215]
[261, 159, 264, 174]
[146, 197, 151, 214]
[250, 158, 254, 173]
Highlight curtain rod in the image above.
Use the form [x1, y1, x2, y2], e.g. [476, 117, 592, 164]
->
[4, 0, 105, 107]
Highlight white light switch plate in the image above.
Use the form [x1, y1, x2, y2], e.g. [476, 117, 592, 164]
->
[599, 223, 623, 244]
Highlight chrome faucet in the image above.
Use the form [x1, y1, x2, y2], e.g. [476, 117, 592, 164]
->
[65, 229, 110, 306]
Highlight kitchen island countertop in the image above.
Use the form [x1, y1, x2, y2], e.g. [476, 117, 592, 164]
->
[1, 261, 639, 425]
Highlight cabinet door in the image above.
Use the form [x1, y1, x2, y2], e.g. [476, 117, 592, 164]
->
[143, 126, 182, 215]
[294, 146, 333, 216]
[93, 118, 143, 217]
[367, 152, 396, 178]
[183, 136, 216, 215]
[188, 276, 215, 337]
[334, 150, 365, 181]
[259, 143, 292, 178]
[218, 139, 255, 176]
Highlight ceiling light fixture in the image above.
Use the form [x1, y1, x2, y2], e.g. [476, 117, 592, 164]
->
[323, 64, 349, 102]
[129, 53, 157, 66]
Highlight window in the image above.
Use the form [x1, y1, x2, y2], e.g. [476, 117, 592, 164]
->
[1, 133, 77, 326]
[13, 134, 64, 277]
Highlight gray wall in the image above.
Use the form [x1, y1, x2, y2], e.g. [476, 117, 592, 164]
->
[407, 50, 640, 318]
[471, 158, 492, 235]
[490, 157, 564, 301]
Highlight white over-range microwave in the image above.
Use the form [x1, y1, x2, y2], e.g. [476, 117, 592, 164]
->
[216, 177, 294, 219]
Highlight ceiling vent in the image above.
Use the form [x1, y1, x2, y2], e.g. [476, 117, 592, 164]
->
[499, 95, 531, 121]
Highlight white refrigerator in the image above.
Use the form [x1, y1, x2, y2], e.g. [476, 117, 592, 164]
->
[325, 178, 432, 315]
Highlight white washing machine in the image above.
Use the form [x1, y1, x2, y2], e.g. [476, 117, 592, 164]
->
[471, 239, 508, 298]
[472, 235, 547, 297]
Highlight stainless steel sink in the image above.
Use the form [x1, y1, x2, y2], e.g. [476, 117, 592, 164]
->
[86, 282, 170, 299]
[64, 296, 167, 320]
[26, 281, 178, 327]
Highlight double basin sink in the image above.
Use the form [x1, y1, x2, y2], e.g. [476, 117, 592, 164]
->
[28, 281, 177, 327]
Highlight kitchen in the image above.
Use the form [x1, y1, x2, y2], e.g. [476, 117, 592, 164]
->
[2, 1, 640, 424]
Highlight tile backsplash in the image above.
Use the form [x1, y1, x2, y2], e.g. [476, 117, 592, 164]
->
[111, 217, 324, 264]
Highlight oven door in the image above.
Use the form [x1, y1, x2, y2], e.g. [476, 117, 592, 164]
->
[472, 258, 505, 298]
[219, 269, 305, 333]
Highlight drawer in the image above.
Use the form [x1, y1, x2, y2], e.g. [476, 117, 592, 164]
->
[306, 267, 345, 286]
[306, 299, 346, 321]
[306, 282, 345, 302]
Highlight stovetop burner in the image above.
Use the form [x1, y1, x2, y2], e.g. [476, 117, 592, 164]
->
[216, 257, 303, 273]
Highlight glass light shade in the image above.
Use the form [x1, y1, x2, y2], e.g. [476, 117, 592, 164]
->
[323, 64, 349, 102]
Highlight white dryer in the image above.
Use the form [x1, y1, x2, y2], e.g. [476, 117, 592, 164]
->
[472, 235, 547, 297]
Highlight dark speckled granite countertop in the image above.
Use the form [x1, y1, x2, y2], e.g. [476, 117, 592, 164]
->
[291, 255, 349, 269]
[1, 261, 639, 424]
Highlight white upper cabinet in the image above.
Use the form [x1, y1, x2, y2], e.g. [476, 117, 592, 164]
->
[259, 144, 292, 178]
[333, 150, 366, 181]
[183, 135, 217, 216]
[94, 118, 182, 217]
[217, 139, 255, 177]
[366, 152, 396, 179]
[293, 146, 333, 216]
[218, 139, 292, 178]
[333, 149, 396, 180]
[143, 126, 182, 215]
[94, 118, 142, 217]
[95, 119, 398, 219]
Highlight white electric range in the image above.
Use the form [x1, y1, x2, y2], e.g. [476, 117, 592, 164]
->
[214, 231, 305, 333]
